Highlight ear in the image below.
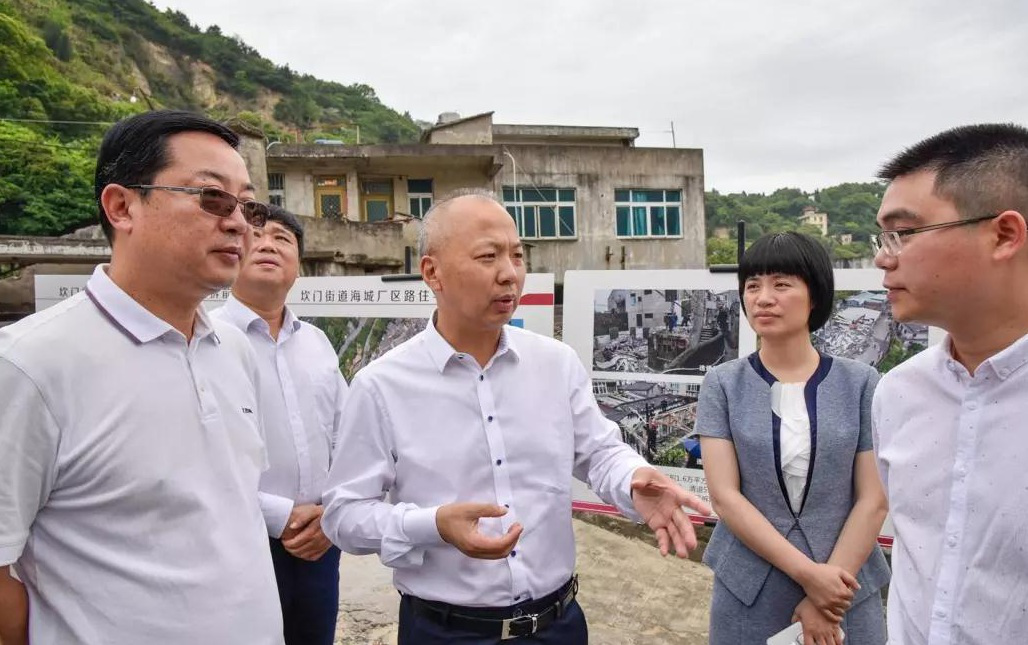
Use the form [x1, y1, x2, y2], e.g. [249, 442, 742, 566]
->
[100, 184, 138, 237]
[991, 210, 1027, 262]
[420, 254, 442, 293]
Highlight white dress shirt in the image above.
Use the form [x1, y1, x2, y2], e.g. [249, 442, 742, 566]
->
[873, 332, 1028, 645]
[212, 296, 349, 537]
[0, 265, 282, 645]
[322, 319, 649, 607]
[772, 382, 810, 515]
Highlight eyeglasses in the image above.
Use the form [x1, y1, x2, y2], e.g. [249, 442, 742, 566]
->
[126, 185, 269, 228]
[870, 213, 999, 256]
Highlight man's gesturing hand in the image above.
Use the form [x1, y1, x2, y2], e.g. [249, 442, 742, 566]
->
[436, 503, 523, 559]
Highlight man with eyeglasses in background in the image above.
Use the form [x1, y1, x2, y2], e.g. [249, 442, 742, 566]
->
[0, 110, 284, 645]
[870, 123, 1028, 644]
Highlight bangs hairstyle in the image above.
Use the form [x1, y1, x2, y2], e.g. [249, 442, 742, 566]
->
[265, 205, 305, 257]
[738, 232, 835, 332]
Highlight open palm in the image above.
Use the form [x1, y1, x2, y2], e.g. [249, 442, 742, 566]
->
[631, 467, 713, 558]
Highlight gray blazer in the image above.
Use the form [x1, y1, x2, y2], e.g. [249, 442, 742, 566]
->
[696, 353, 891, 607]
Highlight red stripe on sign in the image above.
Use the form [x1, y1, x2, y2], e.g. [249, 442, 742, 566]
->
[519, 293, 554, 305]
[571, 501, 896, 545]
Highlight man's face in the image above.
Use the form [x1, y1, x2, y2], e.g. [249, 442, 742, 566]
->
[236, 220, 300, 297]
[874, 170, 991, 327]
[426, 198, 527, 332]
[127, 131, 255, 299]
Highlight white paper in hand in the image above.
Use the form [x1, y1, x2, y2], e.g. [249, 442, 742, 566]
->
[766, 621, 845, 645]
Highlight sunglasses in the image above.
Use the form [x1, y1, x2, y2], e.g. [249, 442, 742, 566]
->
[126, 185, 269, 228]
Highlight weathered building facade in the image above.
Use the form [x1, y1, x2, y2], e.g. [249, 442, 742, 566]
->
[265, 111, 706, 281]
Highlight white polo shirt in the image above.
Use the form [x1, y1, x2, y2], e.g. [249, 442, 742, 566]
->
[0, 265, 283, 645]
[212, 296, 349, 537]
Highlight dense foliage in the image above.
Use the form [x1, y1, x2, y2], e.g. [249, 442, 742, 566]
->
[0, 0, 419, 235]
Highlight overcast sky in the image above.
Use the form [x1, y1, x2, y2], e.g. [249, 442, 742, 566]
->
[152, 0, 1028, 193]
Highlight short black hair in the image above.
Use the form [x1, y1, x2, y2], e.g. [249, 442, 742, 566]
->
[266, 204, 305, 257]
[94, 110, 240, 243]
[738, 232, 835, 332]
[878, 123, 1028, 220]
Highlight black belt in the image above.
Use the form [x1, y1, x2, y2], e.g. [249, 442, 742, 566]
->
[407, 575, 578, 640]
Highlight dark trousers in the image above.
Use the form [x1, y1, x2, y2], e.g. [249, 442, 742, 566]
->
[397, 594, 589, 645]
[269, 537, 341, 645]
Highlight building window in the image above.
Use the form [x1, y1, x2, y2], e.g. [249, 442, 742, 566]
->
[361, 179, 393, 222]
[314, 176, 346, 219]
[502, 186, 576, 239]
[268, 173, 285, 207]
[407, 178, 433, 218]
[615, 189, 683, 238]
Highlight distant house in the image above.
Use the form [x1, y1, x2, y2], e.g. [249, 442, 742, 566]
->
[799, 205, 829, 236]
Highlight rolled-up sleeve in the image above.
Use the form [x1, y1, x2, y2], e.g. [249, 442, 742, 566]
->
[567, 352, 649, 522]
[0, 358, 60, 566]
[321, 372, 446, 568]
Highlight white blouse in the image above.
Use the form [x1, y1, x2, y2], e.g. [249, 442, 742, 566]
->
[771, 381, 811, 515]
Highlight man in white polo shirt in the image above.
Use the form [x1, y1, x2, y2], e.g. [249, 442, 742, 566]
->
[0, 110, 283, 645]
[213, 205, 349, 645]
[871, 124, 1028, 644]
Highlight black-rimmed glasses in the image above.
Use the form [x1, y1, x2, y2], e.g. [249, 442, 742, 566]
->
[126, 185, 269, 228]
[870, 213, 999, 256]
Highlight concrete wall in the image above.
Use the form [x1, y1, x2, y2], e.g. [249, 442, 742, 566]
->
[490, 145, 706, 277]
[268, 143, 706, 283]
[299, 216, 410, 276]
[426, 116, 493, 145]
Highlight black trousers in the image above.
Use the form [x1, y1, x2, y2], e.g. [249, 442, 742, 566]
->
[268, 537, 341, 645]
[397, 593, 589, 645]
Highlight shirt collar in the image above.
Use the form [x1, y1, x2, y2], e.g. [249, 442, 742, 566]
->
[422, 313, 520, 373]
[84, 264, 219, 345]
[220, 295, 302, 341]
[941, 332, 1028, 381]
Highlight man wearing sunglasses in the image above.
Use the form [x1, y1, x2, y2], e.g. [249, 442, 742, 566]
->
[871, 124, 1028, 644]
[212, 205, 349, 645]
[0, 110, 282, 645]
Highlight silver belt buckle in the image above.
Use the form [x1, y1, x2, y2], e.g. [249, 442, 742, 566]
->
[501, 613, 538, 640]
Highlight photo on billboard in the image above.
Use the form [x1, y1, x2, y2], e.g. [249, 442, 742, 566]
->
[592, 288, 741, 377]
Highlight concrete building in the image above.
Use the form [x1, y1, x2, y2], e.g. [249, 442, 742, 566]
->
[265, 111, 706, 283]
[799, 205, 829, 237]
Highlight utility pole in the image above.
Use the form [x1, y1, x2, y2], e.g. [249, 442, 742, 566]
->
[670, 120, 677, 148]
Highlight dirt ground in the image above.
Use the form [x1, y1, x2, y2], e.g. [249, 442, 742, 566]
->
[333, 514, 714, 645]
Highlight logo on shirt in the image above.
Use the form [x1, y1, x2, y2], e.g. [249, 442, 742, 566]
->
[241, 407, 254, 414]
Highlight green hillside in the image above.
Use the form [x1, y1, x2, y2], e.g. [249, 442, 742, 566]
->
[0, 0, 420, 235]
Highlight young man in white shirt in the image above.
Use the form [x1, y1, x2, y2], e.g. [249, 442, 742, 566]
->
[213, 205, 348, 645]
[322, 191, 712, 644]
[872, 124, 1028, 644]
[0, 111, 283, 645]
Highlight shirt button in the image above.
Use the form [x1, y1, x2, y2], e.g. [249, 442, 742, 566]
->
[947, 535, 958, 547]
[457, 354, 465, 360]
[504, 503, 510, 508]
[488, 416, 494, 422]
[934, 609, 947, 619]
[496, 459, 502, 466]
[510, 550, 517, 558]
[999, 368, 1010, 378]
[966, 401, 977, 410]
[479, 375, 484, 381]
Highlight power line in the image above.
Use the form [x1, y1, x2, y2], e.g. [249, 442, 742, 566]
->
[0, 117, 115, 126]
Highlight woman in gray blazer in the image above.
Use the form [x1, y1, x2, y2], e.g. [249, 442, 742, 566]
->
[697, 232, 889, 645]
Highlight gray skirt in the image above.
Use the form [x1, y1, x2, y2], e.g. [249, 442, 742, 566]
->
[708, 529, 886, 644]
